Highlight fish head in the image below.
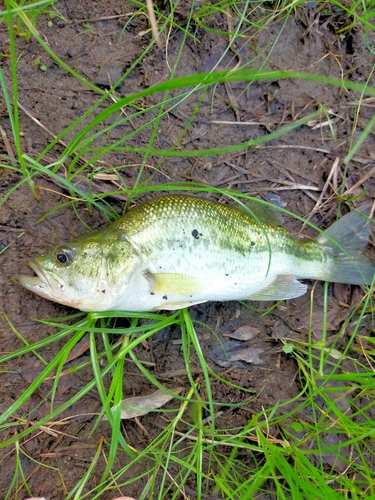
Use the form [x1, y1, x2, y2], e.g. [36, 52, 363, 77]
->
[19, 231, 141, 311]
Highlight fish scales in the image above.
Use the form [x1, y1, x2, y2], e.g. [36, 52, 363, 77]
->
[19, 195, 375, 312]
[113, 196, 326, 283]
[114, 195, 321, 261]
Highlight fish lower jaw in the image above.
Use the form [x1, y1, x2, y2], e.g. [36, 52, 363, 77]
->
[19, 260, 64, 303]
[18, 274, 46, 293]
[18, 274, 84, 309]
[18, 274, 60, 304]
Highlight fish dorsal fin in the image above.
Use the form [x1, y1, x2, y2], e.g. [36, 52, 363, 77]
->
[230, 201, 284, 227]
[145, 272, 201, 296]
[246, 275, 307, 301]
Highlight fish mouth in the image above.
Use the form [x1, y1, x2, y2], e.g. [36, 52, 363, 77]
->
[19, 260, 83, 309]
[19, 260, 58, 300]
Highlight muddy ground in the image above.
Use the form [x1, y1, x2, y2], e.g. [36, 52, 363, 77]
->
[1, 1, 375, 499]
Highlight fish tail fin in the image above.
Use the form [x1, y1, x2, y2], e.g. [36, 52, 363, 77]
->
[317, 206, 375, 286]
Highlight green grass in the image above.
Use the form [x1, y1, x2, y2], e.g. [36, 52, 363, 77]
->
[1, 0, 375, 498]
[2, 296, 375, 499]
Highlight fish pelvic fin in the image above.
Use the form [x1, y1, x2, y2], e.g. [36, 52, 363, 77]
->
[317, 206, 375, 286]
[153, 299, 208, 311]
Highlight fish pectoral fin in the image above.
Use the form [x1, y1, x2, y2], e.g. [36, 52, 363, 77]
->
[145, 272, 201, 296]
[246, 275, 307, 301]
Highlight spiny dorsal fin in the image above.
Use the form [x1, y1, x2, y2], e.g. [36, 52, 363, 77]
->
[230, 201, 284, 227]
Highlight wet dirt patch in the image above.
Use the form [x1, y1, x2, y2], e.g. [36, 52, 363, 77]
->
[1, 2, 375, 498]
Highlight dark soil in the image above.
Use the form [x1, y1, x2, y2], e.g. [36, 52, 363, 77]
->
[1, 1, 375, 499]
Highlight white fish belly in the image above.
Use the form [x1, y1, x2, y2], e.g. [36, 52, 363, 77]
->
[118, 216, 327, 311]
[117, 248, 300, 311]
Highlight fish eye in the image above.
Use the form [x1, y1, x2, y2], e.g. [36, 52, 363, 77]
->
[54, 246, 74, 266]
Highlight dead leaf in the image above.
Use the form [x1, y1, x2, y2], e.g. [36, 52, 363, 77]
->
[207, 340, 264, 368]
[228, 347, 264, 365]
[66, 334, 90, 363]
[271, 320, 290, 340]
[224, 325, 260, 340]
[314, 306, 348, 330]
[332, 282, 350, 304]
[52, 171, 126, 201]
[299, 304, 350, 335]
[18, 358, 44, 383]
[104, 387, 183, 420]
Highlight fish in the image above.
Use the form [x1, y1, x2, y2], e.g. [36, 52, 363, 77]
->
[19, 195, 375, 312]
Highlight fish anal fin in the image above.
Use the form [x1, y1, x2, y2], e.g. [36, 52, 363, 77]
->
[246, 275, 307, 301]
[145, 272, 201, 296]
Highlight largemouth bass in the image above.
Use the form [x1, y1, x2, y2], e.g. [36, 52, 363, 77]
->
[19, 196, 374, 312]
